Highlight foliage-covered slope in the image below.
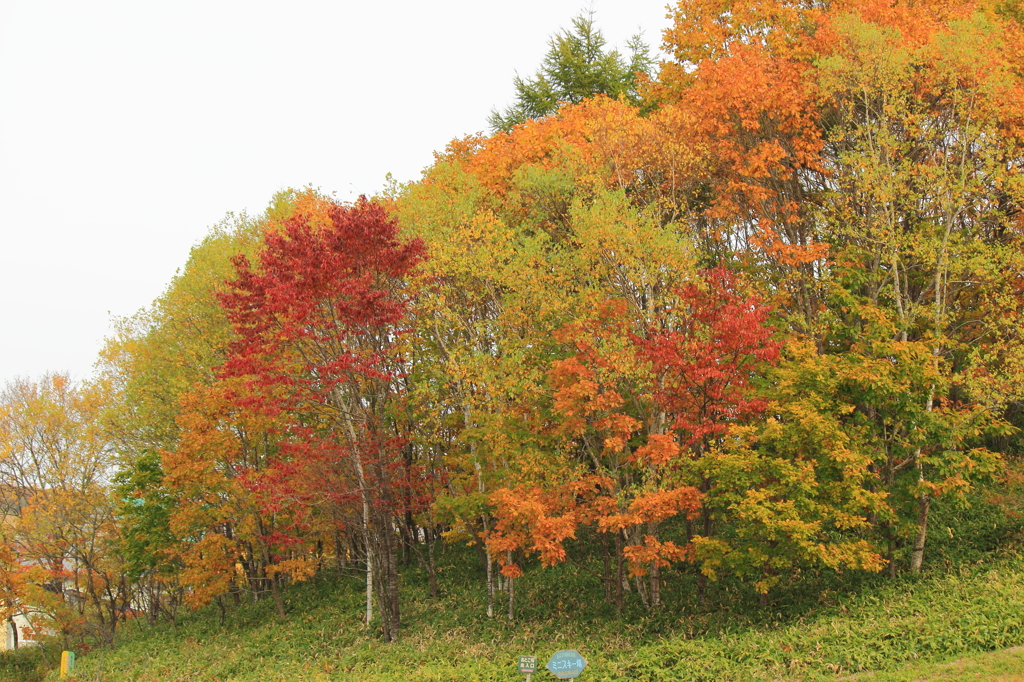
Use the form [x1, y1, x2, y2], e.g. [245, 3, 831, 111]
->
[1, 533, 1017, 682]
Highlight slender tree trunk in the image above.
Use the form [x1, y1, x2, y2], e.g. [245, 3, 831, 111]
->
[224, 523, 242, 606]
[650, 561, 661, 609]
[270, 574, 286, 619]
[255, 522, 284, 617]
[334, 390, 378, 628]
[886, 522, 897, 578]
[507, 550, 515, 621]
[635, 573, 650, 610]
[648, 521, 661, 608]
[334, 528, 346, 574]
[365, 538, 374, 627]
[910, 385, 937, 574]
[147, 581, 160, 625]
[615, 532, 624, 614]
[239, 550, 256, 601]
[910, 209, 950, 574]
[346, 421, 374, 627]
[602, 533, 612, 604]
[388, 522, 401, 641]
[463, 403, 494, 618]
[485, 538, 494, 618]
[427, 531, 439, 599]
[910, 495, 931, 574]
[374, 533, 390, 641]
[698, 480, 714, 606]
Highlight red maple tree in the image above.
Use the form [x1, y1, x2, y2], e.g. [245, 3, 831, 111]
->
[218, 192, 425, 640]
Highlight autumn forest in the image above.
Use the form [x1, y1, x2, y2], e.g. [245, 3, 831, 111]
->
[3, 0, 1024, 673]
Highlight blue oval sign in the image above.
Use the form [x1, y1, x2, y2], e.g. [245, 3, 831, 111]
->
[546, 649, 586, 679]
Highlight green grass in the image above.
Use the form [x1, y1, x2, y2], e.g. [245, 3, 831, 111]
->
[850, 646, 1024, 681]
[0, 646, 57, 682]
[8, 542, 1018, 682]
[3, 495, 1021, 682]
[613, 557, 1024, 681]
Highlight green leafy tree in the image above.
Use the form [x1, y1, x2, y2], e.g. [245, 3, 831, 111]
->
[113, 450, 179, 622]
[489, 12, 655, 132]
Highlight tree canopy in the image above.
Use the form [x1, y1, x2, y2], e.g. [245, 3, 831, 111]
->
[488, 11, 655, 131]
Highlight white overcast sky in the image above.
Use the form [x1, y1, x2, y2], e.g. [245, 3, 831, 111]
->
[0, 0, 672, 385]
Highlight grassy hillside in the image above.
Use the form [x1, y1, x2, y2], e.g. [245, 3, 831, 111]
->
[854, 647, 1024, 681]
[7, 557, 1022, 680]
[2, 501, 1021, 682]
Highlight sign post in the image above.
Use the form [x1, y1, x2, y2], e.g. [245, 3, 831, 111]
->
[519, 654, 538, 681]
[59, 650, 75, 678]
[545, 649, 587, 679]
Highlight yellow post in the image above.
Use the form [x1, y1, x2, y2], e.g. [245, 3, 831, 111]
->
[59, 650, 75, 677]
